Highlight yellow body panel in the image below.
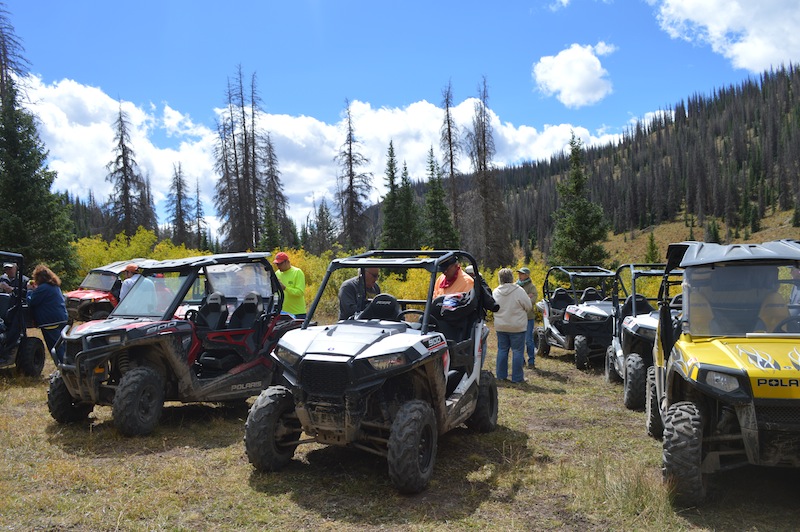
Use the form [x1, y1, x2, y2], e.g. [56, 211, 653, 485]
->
[674, 333, 800, 399]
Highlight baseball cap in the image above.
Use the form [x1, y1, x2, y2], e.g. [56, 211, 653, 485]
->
[438, 256, 458, 272]
[124, 263, 139, 273]
[273, 252, 289, 264]
[517, 267, 531, 275]
[3, 262, 14, 268]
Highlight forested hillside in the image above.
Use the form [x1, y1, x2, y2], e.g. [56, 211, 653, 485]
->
[491, 65, 800, 256]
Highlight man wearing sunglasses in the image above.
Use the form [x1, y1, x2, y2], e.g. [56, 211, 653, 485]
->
[338, 267, 381, 320]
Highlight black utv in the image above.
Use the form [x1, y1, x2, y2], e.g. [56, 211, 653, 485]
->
[0, 251, 46, 377]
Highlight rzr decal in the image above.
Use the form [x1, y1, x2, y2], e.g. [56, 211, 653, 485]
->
[737, 344, 781, 370]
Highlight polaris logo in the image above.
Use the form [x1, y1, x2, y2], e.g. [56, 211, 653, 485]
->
[757, 378, 800, 387]
[231, 381, 262, 391]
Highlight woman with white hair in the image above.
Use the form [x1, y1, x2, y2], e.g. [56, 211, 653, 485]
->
[492, 268, 532, 383]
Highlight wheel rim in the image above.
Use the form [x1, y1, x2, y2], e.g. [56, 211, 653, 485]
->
[138, 387, 157, 419]
[418, 424, 434, 470]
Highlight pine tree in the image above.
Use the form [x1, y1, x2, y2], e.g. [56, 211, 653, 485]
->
[335, 99, 372, 250]
[380, 141, 403, 249]
[307, 198, 337, 256]
[106, 105, 148, 238]
[0, 16, 77, 280]
[440, 80, 462, 235]
[644, 231, 660, 263]
[193, 178, 207, 250]
[396, 162, 421, 249]
[166, 163, 192, 246]
[422, 148, 459, 249]
[549, 133, 610, 266]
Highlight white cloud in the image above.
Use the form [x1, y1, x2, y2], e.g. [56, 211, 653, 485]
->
[532, 42, 616, 108]
[652, 0, 800, 72]
[21, 74, 619, 241]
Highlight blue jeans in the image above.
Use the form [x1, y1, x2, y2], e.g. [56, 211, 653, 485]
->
[496, 331, 525, 382]
[525, 318, 536, 364]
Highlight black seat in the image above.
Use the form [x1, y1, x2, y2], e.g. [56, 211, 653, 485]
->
[0, 292, 10, 320]
[550, 288, 574, 311]
[357, 293, 400, 321]
[620, 293, 654, 319]
[196, 291, 228, 330]
[228, 291, 263, 329]
[580, 287, 601, 303]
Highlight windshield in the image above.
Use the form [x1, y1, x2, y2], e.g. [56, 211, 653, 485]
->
[79, 271, 118, 291]
[206, 263, 274, 303]
[114, 272, 190, 318]
[684, 262, 800, 335]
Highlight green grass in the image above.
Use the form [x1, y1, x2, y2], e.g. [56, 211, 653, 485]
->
[2, 330, 799, 531]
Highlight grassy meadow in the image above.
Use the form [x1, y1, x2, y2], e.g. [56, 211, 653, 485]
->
[2, 328, 800, 531]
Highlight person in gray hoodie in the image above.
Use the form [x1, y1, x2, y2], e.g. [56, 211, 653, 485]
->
[493, 268, 532, 383]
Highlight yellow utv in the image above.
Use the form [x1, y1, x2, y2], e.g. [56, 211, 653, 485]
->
[649, 239, 800, 505]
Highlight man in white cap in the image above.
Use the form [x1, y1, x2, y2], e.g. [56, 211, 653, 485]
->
[0, 262, 28, 294]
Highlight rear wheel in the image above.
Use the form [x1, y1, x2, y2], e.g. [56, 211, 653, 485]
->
[645, 365, 663, 439]
[113, 366, 165, 436]
[574, 335, 589, 369]
[387, 400, 438, 494]
[663, 401, 706, 506]
[16, 337, 45, 377]
[244, 386, 301, 471]
[47, 371, 93, 423]
[623, 353, 646, 410]
[605, 345, 622, 384]
[537, 328, 550, 357]
[466, 371, 498, 432]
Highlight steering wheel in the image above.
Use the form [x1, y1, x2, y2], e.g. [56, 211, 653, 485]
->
[772, 315, 800, 333]
[184, 309, 199, 323]
[397, 309, 439, 329]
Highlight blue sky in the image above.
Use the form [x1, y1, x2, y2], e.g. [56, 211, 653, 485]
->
[9, 0, 800, 237]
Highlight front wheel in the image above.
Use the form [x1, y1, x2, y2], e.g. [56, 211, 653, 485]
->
[16, 337, 45, 377]
[466, 371, 498, 432]
[387, 400, 438, 494]
[574, 335, 589, 369]
[244, 386, 301, 472]
[47, 371, 93, 423]
[623, 353, 646, 410]
[645, 365, 663, 439]
[605, 344, 622, 384]
[663, 401, 706, 506]
[113, 366, 165, 436]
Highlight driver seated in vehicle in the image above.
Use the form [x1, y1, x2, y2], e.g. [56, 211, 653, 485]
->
[433, 256, 473, 298]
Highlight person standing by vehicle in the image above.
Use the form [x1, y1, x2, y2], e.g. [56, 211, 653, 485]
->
[338, 267, 381, 320]
[274, 252, 307, 319]
[27, 264, 68, 363]
[493, 268, 532, 383]
[433, 255, 474, 298]
[517, 267, 538, 369]
[0, 262, 28, 294]
[118, 263, 140, 301]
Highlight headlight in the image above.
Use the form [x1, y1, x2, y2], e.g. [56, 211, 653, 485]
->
[274, 345, 301, 367]
[87, 333, 123, 348]
[368, 352, 406, 371]
[705, 370, 740, 393]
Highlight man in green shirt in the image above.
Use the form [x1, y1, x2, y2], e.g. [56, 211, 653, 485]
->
[274, 252, 306, 318]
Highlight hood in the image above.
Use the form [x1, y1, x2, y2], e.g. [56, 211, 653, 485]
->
[494, 284, 519, 296]
[279, 322, 433, 359]
[67, 316, 158, 337]
[679, 336, 800, 400]
[65, 288, 115, 301]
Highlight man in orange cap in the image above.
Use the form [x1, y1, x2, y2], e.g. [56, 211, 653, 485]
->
[119, 263, 140, 300]
[273, 252, 306, 318]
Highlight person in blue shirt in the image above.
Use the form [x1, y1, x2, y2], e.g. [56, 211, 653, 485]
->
[27, 264, 69, 363]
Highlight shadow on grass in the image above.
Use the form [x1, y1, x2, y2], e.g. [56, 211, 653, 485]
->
[677, 465, 800, 529]
[247, 423, 530, 526]
[44, 401, 248, 454]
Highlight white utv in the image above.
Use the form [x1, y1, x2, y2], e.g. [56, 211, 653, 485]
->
[244, 250, 499, 493]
